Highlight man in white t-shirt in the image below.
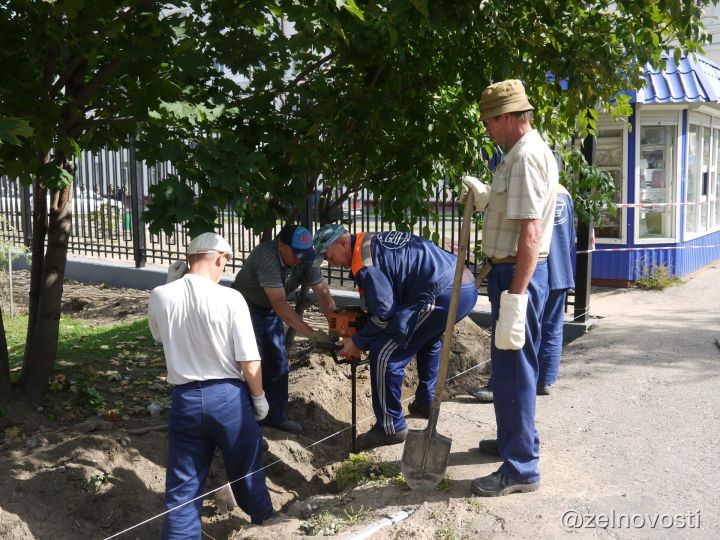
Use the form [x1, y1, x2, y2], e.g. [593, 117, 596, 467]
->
[148, 233, 274, 537]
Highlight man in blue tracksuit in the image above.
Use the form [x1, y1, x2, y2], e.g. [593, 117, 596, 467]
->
[538, 184, 576, 394]
[313, 224, 478, 450]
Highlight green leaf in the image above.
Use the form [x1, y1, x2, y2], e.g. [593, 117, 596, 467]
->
[63, 0, 85, 19]
[388, 26, 399, 48]
[0, 117, 33, 145]
[337, 0, 365, 21]
[36, 163, 74, 189]
[410, 0, 430, 19]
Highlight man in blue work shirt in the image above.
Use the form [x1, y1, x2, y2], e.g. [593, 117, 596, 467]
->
[313, 224, 478, 450]
[232, 224, 336, 434]
[538, 184, 576, 394]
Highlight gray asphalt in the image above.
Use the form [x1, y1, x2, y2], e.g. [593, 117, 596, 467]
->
[367, 260, 720, 539]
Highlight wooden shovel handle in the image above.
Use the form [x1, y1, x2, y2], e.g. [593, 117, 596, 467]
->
[430, 192, 475, 416]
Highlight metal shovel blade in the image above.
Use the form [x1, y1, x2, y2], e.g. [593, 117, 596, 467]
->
[401, 409, 452, 492]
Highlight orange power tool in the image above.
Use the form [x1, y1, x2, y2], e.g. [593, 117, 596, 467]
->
[319, 307, 368, 452]
[329, 306, 368, 341]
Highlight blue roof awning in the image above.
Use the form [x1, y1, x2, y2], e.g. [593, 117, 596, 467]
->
[634, 52, 720, 104]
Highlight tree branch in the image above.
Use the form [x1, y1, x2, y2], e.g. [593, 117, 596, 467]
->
[52, 55, 87, 94]
[74, 116, 135, 134]
[273, 52, 338, 98]
[43, 38, 58, 93]
[73, 58, 123, 108]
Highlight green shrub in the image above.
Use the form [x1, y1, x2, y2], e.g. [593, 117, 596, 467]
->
[636, 264, 681, 290]
[69, 380, 106, 412]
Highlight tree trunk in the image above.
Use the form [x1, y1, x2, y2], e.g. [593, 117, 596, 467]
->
[0, 308, 11, 400]
[21, 177, 73, 399]
[22, 177, 49, 373]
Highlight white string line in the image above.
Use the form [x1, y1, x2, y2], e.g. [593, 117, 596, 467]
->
[614, 200, 715, 208]
[577, 243, 720, 255]
[104, 357, 494, 539]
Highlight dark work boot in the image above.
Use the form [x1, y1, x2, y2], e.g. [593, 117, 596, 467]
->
[477, 439, 500, 456]
[408, 400, 431, 419]
[468, 385, 494, 403]
[471, 471, 540, 497]
[537, 384, 552, 396]
[356, 426, 408, 451]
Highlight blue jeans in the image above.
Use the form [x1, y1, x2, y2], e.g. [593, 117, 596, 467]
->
[247, 303, 289, 426]
[539, 288, 567, 386]
[488, 261, 548, 484]
[368, 282, 478, 433]
[162, 379, 273, 539]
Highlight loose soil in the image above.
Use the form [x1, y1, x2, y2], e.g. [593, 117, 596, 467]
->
[5, 264, 717, 539]
[0, 272, 491, 539]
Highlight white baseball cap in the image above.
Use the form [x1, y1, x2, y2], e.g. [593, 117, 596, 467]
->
[187, 232, 233, 258]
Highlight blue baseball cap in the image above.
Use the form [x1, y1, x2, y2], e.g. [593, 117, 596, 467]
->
[278, 225, 315, 262]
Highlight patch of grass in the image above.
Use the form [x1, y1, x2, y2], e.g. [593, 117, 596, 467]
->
[636, 264, 682, 290]
[84, 472, 109, 494]
[4, 315, 167, 421]
[69, 380, 106, 413]
[342, 505, 369, 527]
[334, 453, 451, 492]
[301, 510, 340, 536]
[334, 452, 402, 489]
[300, 503, 368, 536]
[435, 526, 457, 540]
[464, 496, 483, 512]
[436, 473, 452, 492]
[3, 314, 28, 366]
[3, 315, 158, 369]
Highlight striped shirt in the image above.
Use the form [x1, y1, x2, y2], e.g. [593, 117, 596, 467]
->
[482, 129, 559, 259]
[232, 239, 323, 308]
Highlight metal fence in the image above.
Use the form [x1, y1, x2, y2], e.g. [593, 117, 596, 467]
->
[0, 146, 483, 289]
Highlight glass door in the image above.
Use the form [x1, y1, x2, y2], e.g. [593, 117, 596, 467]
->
[638, 125, 675, 239]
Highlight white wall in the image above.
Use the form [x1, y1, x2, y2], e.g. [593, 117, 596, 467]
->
[701, 3, 720, 64]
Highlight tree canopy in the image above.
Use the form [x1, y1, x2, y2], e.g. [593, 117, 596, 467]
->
[140, 0, 717, 236]
[0, 0, 716, 397]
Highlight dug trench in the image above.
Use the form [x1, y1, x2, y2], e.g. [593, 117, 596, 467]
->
[0, 273, 490, 539]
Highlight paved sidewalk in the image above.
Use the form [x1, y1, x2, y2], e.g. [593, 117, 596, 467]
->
[370, 261, 720, 539]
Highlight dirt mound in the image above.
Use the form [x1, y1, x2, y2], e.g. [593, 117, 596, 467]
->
[0, 272, 490, 538]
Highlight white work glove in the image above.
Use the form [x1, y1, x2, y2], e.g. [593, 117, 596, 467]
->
[495, 291, 528, 350]
[461, 175, 491, 212]
[251, 392, 270, 421]
[166, 260, 188, 283]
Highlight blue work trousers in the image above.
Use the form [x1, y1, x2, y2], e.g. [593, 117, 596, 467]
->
[488, 261, 548, 484]
[369, 282, 478, 434]
[247, 303, 289, 426]
[538, 288, 568, 386]
[162, 379, 273, 539]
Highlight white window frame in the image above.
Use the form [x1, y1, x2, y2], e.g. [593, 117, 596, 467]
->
[595, 117, 628, 245]
[634, 109, 683, 244]
[685, 110, 720, 240]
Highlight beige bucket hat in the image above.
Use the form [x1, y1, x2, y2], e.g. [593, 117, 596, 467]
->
[480, 79, 533, 121]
